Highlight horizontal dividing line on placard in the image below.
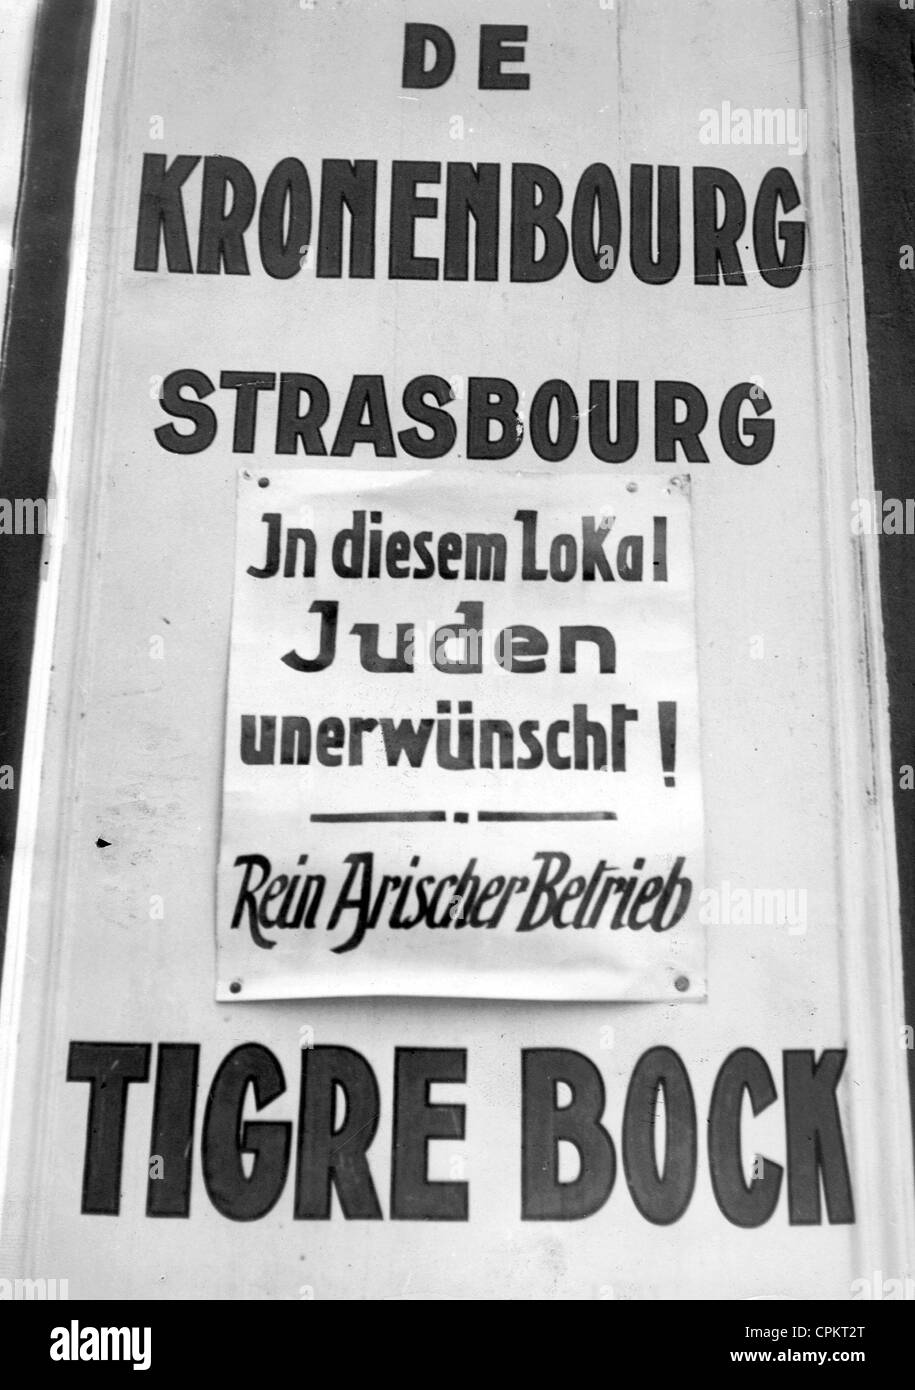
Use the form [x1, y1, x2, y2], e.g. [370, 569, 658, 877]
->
[478, 811, 618, 822]
[308, 811, 618, 824]
[310, 811, 446, 823]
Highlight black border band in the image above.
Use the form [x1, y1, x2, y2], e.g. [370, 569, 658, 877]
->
[0, 0, 97, 987]
[849, 0, 915, 1159]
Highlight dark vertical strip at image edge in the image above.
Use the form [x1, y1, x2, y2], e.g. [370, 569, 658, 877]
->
[0, 0, 97, 988]
[848, 0, 915, 1178]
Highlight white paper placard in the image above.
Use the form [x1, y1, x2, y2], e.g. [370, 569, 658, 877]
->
[217, 467, 705, 1000]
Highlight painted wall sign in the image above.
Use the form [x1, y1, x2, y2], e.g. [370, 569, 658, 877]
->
[0, 0, 913, 1303]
